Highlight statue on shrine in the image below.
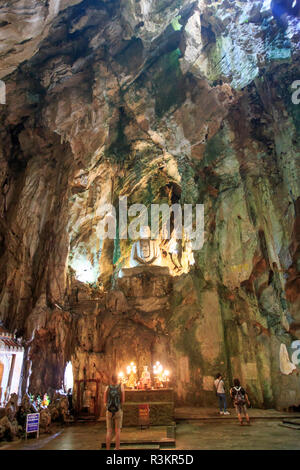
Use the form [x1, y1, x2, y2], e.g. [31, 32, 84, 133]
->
[82, 384, 92, 412]
[126, 362, 137, 389]
[130, 226, 161, 267]
[40, 408, 51, 433]
[41, 393, 50, 408]
[21, 393, 38, 413]
[0, 394, 20, 440]
[4, 393, 18, 421]
[140, 366, 151, 389]
[127, 372, 136, 389]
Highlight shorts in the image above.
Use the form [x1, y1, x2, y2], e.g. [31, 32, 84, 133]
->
[235, 403, 247, 415]
[106, 409, 123, 431]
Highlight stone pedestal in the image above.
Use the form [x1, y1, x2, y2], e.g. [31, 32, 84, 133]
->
[123, 388, 174, 426]
[117, 266, 172, 313]
[121, 266, 170, 277]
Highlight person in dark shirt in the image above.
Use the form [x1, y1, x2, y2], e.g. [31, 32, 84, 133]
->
[67, 388, 73, 415]
[230, 378, 251, 425]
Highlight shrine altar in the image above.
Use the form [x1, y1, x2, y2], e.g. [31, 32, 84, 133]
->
[122, 388, 174, 426]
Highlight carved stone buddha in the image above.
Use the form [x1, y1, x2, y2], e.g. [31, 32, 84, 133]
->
[130, 226, 161, 267]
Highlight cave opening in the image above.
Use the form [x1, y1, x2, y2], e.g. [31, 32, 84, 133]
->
[64, 361, 74, 393]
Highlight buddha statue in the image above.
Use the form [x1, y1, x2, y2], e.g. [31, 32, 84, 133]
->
[126, 362, 137, 389]
[130, 226, 161, 267]
[140, 366, 151, 389]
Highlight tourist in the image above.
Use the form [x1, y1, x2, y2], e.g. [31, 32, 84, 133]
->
[67, 388, 74, 415]
[214, 373, 230, 415]
[104, 373, 125, 450]
[230, 378, 251, 425]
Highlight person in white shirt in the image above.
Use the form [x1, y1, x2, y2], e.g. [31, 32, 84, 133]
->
[214, 373, 230, 415]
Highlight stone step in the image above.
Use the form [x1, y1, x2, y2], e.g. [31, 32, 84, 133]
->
[279, 423, 300, 430]
[101, 438, 175, 449]
[122, 444, 161, 449]
[76, 415, 98, 422]
[282, 418, 300, 425]
[102, 444, 161, 449]
[174, 408, 300, 421]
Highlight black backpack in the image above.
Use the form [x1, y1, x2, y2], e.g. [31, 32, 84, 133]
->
[233, 386, 246, 406]
[107, 384, 121, 415]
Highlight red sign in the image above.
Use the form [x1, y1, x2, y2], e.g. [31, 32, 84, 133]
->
[138, 404, 150, 426]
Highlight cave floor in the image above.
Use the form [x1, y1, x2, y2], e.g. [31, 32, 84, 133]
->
[1, 408, 300, 450]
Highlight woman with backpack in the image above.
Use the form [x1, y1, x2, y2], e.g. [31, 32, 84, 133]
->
[230, 378, 251, 425]
[104, 373, 125, 450]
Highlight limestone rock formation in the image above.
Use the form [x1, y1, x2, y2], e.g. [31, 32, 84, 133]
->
[0, 0, 299, 411]
[0, 393, 20, 440]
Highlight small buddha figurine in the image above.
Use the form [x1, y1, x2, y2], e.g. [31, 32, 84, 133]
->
[140, 366, 151, 390]
[126, 362, 137, 389]
[127, 371, 136, 389]
[130, 226, 161, 267]
[41, 393, 50, 408]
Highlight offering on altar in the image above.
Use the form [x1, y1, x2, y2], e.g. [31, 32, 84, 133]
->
[153, 361, 163, 387]
[140, 365, 151, 389]
[162, 369, 170, 386]
[126, 362, 137, 389]
[35, 394, 42, 409]
[153, 361, 170, 388]
[127, 372, 136, 389]
[118, 371, 126, 384]
[41, 393, 50, 408]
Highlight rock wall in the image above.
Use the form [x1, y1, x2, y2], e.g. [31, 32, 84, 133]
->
[0, 0, 299, 409]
